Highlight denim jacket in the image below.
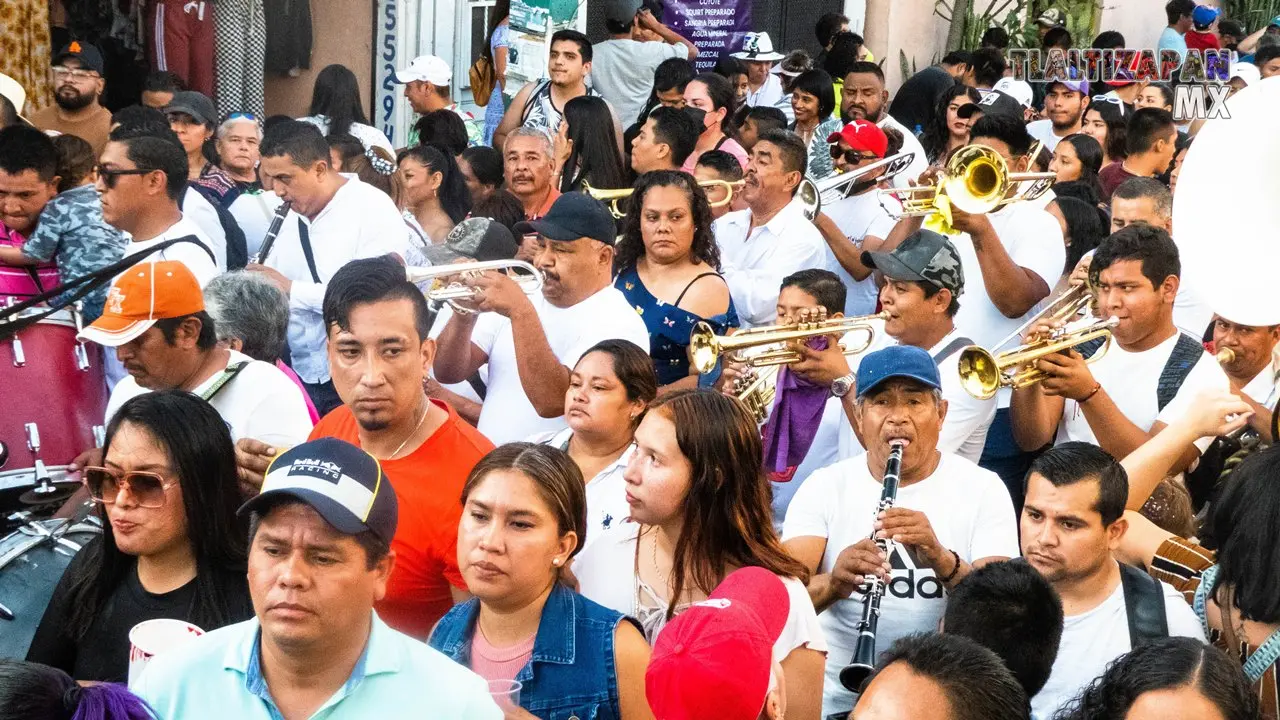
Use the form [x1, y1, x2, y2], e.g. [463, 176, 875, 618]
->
[430, 583, 634, 720]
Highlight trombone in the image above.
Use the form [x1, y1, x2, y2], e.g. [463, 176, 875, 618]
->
[405, 259, 543, 315]
[880, 144, 1055, 234]
[689, 312, 888, 375]
[797, 151, 917, 221]
[956, 285, 1119, 400]
[584, 179, 745, 219]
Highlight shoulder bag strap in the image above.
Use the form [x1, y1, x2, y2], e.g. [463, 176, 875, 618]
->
[931, 336, 973, 366]
[200, 361, 249, 402]
[1120, 561, 1170, 646]
[1217, 579, 1280, 682]
[297, 218, 322, 284]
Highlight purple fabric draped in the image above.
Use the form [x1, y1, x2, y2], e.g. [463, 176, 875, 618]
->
[762, 338, 832, 476]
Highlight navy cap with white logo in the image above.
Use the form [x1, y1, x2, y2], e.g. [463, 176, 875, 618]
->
[239, 438, 398, 545]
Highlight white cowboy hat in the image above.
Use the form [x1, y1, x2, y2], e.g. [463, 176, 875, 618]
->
[731, 32, 786, 62]
[0, 73, 28, 121]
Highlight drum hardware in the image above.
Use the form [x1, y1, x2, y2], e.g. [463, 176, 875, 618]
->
[25, 423, 39, 453]
[93, 425, 106, 448]
[0, 441, 7, 468]
[71, 303, 90, 371]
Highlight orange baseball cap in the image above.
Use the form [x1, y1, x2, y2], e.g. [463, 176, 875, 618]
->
[78, 261, 206, 347]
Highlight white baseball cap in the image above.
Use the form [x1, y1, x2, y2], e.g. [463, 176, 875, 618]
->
[993, 77, 1033, 109]
[395, 55, 451, 86]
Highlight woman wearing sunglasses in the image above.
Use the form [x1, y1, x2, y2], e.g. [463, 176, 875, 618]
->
[25, 391, 254, 682]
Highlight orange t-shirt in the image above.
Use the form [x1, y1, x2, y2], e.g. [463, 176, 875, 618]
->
[309, 399, 495, 639]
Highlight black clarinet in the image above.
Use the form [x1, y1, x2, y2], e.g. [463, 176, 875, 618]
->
[250, 200, 292, 265]
[838, 441, 905, 693]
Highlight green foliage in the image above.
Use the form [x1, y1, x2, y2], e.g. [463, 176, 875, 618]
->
[1222, 0, 1280, 30]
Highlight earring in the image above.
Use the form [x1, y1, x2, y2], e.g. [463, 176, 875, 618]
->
[553, 558, 562, 567]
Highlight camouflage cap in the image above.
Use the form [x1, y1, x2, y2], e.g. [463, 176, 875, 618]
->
[861, 229, 964, 297]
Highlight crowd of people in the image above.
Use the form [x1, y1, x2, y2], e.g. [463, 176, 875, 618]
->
[1, 0, 1279, 718]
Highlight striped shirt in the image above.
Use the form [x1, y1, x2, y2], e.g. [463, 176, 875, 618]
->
[1152, 537, 1279, 718]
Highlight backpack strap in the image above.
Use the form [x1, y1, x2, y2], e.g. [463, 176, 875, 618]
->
[1120, 561, 1170, 646]
[1157, 334, 1205, 412]
[520, 80, 552, 126]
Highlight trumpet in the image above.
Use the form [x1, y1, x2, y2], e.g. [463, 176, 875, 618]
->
[838, 441, 906, 692]
[585, 180, 746, 219]
[880, 144, 1055, 234]
[733, 364, 781, 424]
[688, 312, 887, 375]
[956, 285, 1118, 400]
[797, 151, 917, 221]
[583, 181, 634, 219]
[405, 260, 543, 314]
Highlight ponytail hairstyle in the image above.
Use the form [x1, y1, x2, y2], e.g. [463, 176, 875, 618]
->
[0, 659, 155, 720]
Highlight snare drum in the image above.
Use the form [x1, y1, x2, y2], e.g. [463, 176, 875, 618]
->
[0, 517, 102, 659]
[0, 307, 107, 504]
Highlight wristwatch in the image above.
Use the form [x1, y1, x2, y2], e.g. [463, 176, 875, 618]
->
[831, 372, 857, 398]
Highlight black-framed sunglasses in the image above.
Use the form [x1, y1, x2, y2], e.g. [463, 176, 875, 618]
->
[97, 166, 156, 189]
[82, 466, 179, 508]
[829, 144, 873, 164]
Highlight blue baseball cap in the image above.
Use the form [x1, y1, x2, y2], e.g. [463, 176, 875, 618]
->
[239, 438, 399, 545]
[1192, 5, 1219, 29]
[855, 346, 942, 399]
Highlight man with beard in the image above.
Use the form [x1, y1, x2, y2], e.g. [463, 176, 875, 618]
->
[1020, 443, 1202, 720]
[1026, 77, 1089, 152]
[840, 62, 927, 189]
[30, 43, 113, 155]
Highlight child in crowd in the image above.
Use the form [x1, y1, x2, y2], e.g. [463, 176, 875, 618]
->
[0, 135, 125, 321]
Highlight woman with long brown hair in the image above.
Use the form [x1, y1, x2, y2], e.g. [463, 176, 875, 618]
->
[573, 389, 827, 720]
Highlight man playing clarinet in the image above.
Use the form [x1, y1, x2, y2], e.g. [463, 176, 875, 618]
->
[783, 345, 1019, 717]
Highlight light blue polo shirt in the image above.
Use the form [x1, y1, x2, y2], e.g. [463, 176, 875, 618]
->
[133, 613, 501, 720]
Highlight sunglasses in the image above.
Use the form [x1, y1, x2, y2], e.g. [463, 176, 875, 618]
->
[97, 166, 156, 189]
[829, 144, 874, 164]
[83, 466, 179, 508]
[1090, 95, 1127, 115]
[225, 112, 259, 122]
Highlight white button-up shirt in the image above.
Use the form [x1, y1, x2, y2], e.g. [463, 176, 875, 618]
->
[713, 197, 826, 328]
[538, 427, 634, 552]
[265, 177, 411, 384]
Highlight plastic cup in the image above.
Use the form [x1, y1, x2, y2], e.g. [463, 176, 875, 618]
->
[488, 679, 522, 710]
[127, 619, 205, 686]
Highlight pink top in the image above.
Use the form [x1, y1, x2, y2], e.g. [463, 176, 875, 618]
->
[682, 136, 750, 173]
[275, 359, 321, 424]
[469, 628, 536, 684]
[1, 223, 60, 301]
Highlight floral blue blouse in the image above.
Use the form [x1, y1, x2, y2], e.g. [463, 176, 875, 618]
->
[616, 266, 739, 385]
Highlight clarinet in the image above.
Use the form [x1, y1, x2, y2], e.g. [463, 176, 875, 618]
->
[838, 441, 906, 693]
[250, 200, 292, 265]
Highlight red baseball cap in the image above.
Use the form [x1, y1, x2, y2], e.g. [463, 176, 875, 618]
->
[78, 261, 205, 346]
[827, 119, 888, 159]
[645, 567, 790, 720]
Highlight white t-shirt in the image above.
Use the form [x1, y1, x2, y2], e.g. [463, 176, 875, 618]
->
[1030, 574, 1206, 720]
[1026, 119, 1069, 152]
[470, 286, 650, 444]
[589, 39, 686, 129]
[822, 190, 898, 316]
[120, 215, 219, 288]
[769, 326, 997, 531]
[182, 187, 228, 271]
[573, 521, 828, 664]
[428, 304, 486, 405]
[105, 350, 313, 446]
[532, 427, 634, 553]
[1056, 331, 1230, 451]
[783, 452, 1019, 717]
